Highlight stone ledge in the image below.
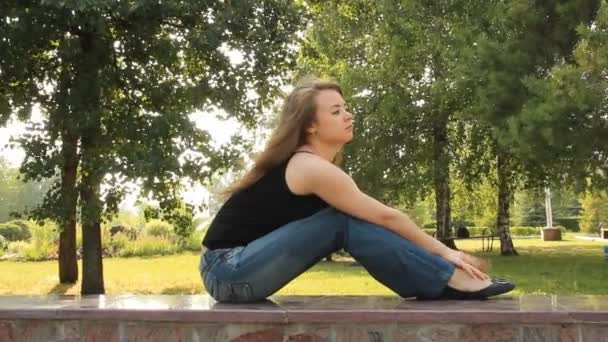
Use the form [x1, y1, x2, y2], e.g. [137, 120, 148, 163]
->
[1, 295, 608, 342]
[0, 294, 607, 324]
[0, 320, 604, 341]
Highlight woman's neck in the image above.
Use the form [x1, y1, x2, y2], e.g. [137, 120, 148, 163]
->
[298, 142, 341, 162]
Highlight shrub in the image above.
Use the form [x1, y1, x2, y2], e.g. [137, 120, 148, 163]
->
[0, 220, 31, 241]
[464, 226, 567, 237]
[109, 211, 146, 233]
[184, 230, 206, 252]
[5, 239, 56, 261]
[101, 224, 114, 250]
[467, 227, 494, 236]
[21, 240, 56, 261]
[424, 226, 569, 238]
[0, 234, 7, 251]
[10, 221, 58, 261]
[554, 217, 580, 231]
[451, 219, 475, 228]
[118, 236, 178, 257]
[509, 226, 539, 236]
[580, 191, 608, 234]
[30, 221, 58, 242]
[106, 233, 130, 257]
[144, 219, 175, 240]
[165, 206, 195, 245]
[545, 226, 567, 236]
[108, 224, 138, 240]
[2, 221, 58, 261]
[6, 240, 29, 255]
[422, 228, 436, 236]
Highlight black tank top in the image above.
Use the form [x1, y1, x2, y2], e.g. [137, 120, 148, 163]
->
[202, 154, 328, 249]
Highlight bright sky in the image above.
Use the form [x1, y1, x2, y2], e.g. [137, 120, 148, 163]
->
[0, 118, 31, 167]
[0, 107, 251, 215]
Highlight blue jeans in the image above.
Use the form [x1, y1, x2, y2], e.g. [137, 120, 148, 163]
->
[199, 208, 455, 302]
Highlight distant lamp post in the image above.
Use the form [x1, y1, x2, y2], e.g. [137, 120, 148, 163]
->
[542, 187, 562, 241]
[545, 187, 553, 228]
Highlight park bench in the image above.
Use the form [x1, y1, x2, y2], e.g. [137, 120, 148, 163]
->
[1, 294, 607, 341]
[432, 227, 495, 252]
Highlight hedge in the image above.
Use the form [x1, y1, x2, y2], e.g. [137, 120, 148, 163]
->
[0, 220, 32, 241]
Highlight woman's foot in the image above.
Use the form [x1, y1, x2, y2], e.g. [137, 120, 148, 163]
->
[447, 268, 492, 292]
[417, 269, 515, 300]
[417, 279, 515, 300]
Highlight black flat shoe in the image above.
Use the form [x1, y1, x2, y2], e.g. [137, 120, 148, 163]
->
[417, 279, 515, 300]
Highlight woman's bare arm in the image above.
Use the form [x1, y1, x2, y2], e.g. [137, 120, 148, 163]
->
[286, 153, 489, 279]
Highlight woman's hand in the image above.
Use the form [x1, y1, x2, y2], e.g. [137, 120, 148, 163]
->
[442, 249, 490, 280]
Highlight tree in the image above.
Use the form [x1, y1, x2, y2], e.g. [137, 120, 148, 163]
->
[512, 187, 581, 228]
[1, 0, 304, 293]
[301, 0, 603, 255]
[142, 201, 195, 246]
[0, 157, 53, 223]
[450, 177, 495, 227]
[299, 0, 494, 249]
[580, 191, 608, 234]
[0, 159, 20, 222]
[516, 1, 608, 191]
[513, 2, 608, 235]
[458, 0, 601, 254]
[512, 189, 545, 227]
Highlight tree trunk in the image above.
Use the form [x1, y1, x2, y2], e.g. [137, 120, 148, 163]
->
[58, 132, 79, 283]
[433, 114, 457, 249]
[79, 134, 104, 294]
[80, 177, 105, 294]
[76, 28, 108, 294]
[496, 150, 518, 255]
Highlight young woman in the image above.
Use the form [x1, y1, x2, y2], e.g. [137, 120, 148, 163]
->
[199, 79, 515, 303]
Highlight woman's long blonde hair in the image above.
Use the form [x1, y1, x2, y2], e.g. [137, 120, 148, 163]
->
[226, 79, 343, 195]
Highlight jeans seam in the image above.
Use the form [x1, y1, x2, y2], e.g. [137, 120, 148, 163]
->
[404, 246, 450, 277]
[402, 246, 454, 294]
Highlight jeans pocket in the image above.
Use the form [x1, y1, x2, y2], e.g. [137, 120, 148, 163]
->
[229, 283, 254, 302]
[220, 246, 244, 270]
[209, 277, 254, 303]
[220, 282, 254, 303]
[201, 248, 231, 273]
[202, 269, 215, 295]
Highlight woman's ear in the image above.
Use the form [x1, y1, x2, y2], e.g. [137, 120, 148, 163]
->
[306, 123, 317, 135]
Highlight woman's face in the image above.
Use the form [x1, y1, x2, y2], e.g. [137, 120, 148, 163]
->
[309, 89, 354, 145]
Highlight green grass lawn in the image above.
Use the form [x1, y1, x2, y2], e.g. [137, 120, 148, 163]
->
[0, 234, 606, 296]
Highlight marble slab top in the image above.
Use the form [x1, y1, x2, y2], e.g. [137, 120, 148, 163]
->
[1, 295, 608, 323]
